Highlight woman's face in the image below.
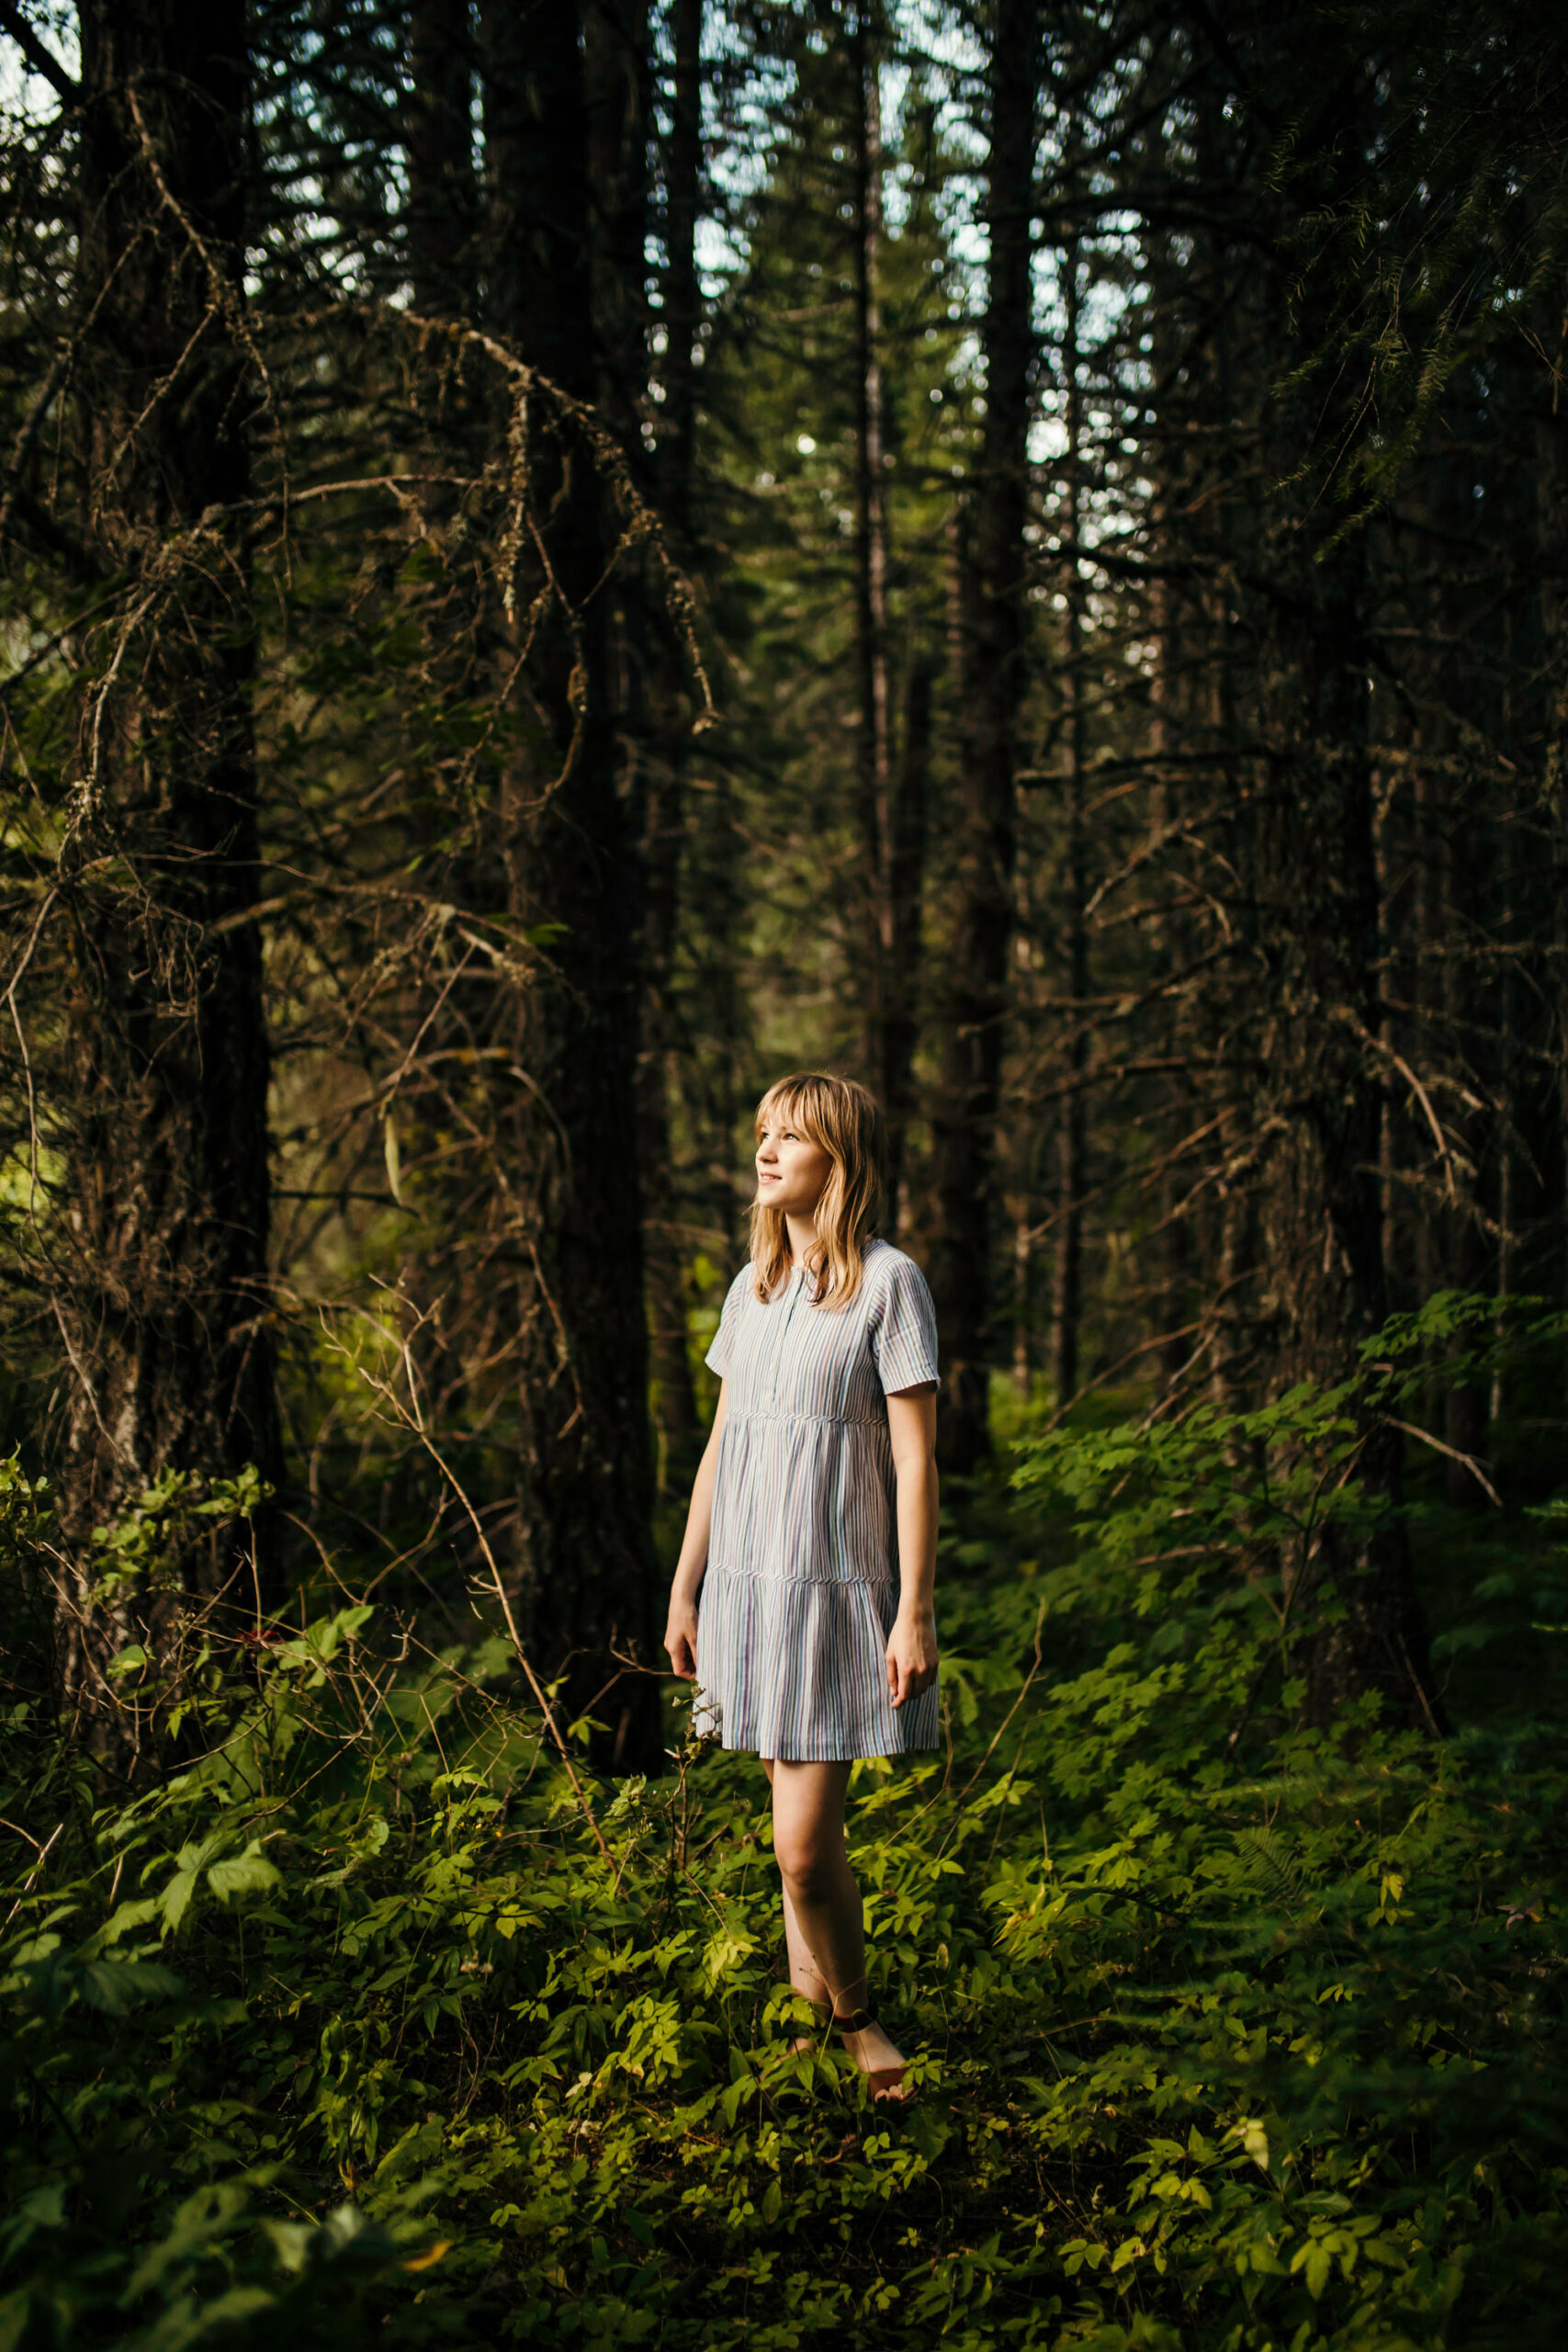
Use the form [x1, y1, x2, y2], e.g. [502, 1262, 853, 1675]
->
[755, 1109, 833, 1222]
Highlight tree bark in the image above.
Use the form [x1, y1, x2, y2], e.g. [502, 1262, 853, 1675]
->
[1051, 236, 1089, 1410]
[396, 0, 497, 1451]
[584, 0, 681, 1475]
[407, 0, 475, 312]
[887, 647, 931, 1233]
[929, 0, 1038, 1473]
[1255, 527, 1438, 1725]
[1536, 383, 1568, 1406]
[1433, 443, 1492, 1500]
[479, 0, 661, 1770]
[56, 0, 280, 1682]
[637, 0, 704, 1484]
[585, 0, 650, 442]
[1251, 78, 1443, 1733]
[851, 9, 897, 1174]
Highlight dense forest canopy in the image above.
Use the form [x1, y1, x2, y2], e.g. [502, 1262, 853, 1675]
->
[1, 2, 1567, 2346]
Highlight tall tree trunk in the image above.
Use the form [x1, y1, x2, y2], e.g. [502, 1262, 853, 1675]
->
[396, 0, 533, 1489]
[1149, 557, 1194, 1395]
[929, 0, 1038, 1473]
[660, 0, 702, 549]
[586, 0, 650, 439]
[1251, 76, 1442, 1733]
[1536, 385, 1568, 1399]
[1405, 433, 1490, 1495]
[1051, 236, 1089, 1409]
[407, 0, 475, 312]
[479, 0, 661, 1770]
[637, 0, 704, 1484]
[57, 0, 279, 1696]
[1256, 550, 1439, 1729]
[887, 647, 931, 1235]
[851, 8, 897, 1171]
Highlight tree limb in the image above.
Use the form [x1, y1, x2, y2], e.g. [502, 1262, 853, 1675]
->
[0, 3, 79, 104]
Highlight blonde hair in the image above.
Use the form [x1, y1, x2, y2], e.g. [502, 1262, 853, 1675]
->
[749, 1071, 885, 1312]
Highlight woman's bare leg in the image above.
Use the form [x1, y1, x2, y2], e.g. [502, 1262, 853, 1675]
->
[780, 1881, 830, 2005]
[765, 1759, 864, 2009]
[762, 1767, 829, 2039]
[764, 1758, 907, 2092]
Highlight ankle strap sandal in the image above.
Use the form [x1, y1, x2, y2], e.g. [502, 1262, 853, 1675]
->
[833, 2006, 878, 2038]
[833, 2007, 910, 2102]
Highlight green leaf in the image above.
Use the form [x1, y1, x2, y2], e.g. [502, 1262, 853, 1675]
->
[1293, 2240, 1334, 2301]
[158, 1870, 200, 1937]
[124, 2180, 252, 2300]
[0, 2289, 32, 2352]
[98, 1897, 161, 1946]
[78, 1957, 185, 2014]
[208, 1847, 282, 1904]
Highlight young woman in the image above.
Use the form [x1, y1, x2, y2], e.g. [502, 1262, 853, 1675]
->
[663, 1071, 941, 2101]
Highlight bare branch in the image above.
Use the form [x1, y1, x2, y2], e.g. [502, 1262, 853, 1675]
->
[0, 3, 78, 104]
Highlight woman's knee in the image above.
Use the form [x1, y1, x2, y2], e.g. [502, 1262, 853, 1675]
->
[773, 1821, 844, 1901]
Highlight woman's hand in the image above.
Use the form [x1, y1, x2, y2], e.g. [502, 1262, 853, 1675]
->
[664, 1590, 700, 1679]
[886, 1608, 939, 1708]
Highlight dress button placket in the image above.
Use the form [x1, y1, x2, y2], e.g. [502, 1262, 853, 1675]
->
[767, 1266, 805, 1408]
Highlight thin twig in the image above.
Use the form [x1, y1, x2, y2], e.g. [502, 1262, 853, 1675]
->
[1382, 1416, 1503, 1509]
[0, 1821, 63, 1934]
[337, 1331, 611, 1865]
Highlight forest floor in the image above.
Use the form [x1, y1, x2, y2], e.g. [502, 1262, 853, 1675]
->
[2, 1362, 1565, 2352]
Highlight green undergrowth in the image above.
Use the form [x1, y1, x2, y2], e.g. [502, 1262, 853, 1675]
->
[2, 1299, 1566, 2350]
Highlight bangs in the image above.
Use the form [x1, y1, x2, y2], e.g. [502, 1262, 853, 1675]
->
[754, 1080, 819, 1142]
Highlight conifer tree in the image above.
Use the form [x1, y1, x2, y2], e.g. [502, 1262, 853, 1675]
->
[42, 0, 280, 1698]
[929, 0, 1040, 1473]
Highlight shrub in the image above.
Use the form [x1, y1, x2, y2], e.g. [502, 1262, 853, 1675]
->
[1, 1302, 1564, 2348]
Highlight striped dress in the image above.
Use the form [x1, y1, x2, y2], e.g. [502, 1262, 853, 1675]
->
[694, 1238, 942, 1761]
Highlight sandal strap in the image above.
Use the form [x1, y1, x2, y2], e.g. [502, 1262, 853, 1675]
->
[834, 2006, 879, 2037]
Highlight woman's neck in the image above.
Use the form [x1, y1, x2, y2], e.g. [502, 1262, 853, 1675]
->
[784, 1211, 818, 1267]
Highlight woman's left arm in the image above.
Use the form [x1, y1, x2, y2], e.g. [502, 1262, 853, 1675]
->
[886, 1386, 940, 1707]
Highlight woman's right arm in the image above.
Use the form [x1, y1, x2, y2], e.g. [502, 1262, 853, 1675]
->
[662, 1382, 728, 1678]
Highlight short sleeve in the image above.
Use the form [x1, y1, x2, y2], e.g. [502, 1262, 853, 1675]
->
[867, 1252, 940, 1394]
[704, 1267, 750, 1381]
